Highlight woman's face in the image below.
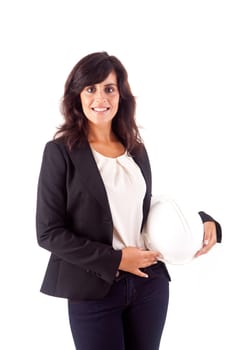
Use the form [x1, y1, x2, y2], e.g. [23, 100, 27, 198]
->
[80, 71, 120, 127]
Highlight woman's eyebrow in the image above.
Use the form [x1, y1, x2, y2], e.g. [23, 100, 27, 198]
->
[104, 83, 118, 86]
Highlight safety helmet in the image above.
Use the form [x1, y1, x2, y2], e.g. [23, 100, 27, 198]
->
[142, 196, 204, 264]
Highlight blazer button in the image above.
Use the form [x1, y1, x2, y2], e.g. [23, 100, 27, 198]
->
[115, 271, 120, 278]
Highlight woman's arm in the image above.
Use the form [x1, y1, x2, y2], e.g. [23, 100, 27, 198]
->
[195, 211, 222, 257]
[199, 211, 222, 242]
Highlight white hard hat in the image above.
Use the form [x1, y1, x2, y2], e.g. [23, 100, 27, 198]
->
[142, 196, 204, 265]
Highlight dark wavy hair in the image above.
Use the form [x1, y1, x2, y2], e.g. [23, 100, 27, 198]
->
[55, 51, 143, 151]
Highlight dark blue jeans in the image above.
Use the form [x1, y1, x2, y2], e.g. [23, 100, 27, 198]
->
[68, 263, 170, 350]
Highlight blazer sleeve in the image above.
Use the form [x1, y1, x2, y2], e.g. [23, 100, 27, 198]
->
[36, 141, 122, 284]
[198, 211, 222, 243]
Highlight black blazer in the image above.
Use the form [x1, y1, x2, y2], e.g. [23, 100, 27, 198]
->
[36, 138, 155, 300]
[36, 138, 222, 300]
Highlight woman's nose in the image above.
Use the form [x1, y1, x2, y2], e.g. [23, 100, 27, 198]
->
[95, 89, 106, 101]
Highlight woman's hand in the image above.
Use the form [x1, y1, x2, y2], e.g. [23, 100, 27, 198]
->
[195, 221, 217, 258]
[118, 247, 163, 278]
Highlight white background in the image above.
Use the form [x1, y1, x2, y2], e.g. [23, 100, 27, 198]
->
[0, 0, 232, 349]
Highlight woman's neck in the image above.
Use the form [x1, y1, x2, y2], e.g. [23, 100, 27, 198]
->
[87, 123, 116, 144]
[87, 124, 125, 157]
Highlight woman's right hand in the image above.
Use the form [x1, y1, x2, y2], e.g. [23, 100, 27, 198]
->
[118, 247, 163, 278]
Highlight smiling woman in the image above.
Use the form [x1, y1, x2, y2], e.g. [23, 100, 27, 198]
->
[80, 71, 120, 125]
[36, 51, 221, 350]
[56, 52, 140, 153]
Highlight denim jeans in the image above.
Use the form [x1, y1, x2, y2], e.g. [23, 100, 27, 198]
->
[68, 263, 170, 350]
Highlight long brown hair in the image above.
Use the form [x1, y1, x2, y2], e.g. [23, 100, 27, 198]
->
[55, 51, 143, 151]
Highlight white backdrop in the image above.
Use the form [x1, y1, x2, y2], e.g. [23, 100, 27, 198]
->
[1, 1, 232, 349]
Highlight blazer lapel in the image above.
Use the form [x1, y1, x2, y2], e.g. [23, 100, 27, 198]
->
[130, 146, 152, 228]
[69, 141, 113, 221]
[131, 146, 152, 197]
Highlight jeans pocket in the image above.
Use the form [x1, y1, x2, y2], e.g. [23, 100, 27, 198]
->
[145, 262, 171, 281]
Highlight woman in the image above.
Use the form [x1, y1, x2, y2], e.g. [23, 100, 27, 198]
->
[36, 51, 222, 350]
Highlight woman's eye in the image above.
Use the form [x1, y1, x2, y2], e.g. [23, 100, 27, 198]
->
[105, 86, 114, 93]
[86, 86, 95, 93]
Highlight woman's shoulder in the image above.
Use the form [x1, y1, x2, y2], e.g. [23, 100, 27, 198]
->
[46, 136, 66, 146]
[45, 136, 71, 150]
[131, 141, 148, 158]
[41, 137, 70, 162]
[43, 137, 90, 161]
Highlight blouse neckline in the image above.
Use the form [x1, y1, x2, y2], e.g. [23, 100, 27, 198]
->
[91, 147, 128, 160]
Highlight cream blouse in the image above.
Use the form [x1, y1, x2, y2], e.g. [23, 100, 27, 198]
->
[91, 148, 146, 250]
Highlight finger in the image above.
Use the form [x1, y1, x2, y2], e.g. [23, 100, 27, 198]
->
[140, 258, 157, 268]
[144, 251, 164, 260]
[135, 269, 149, 278]
[195, 239, 215, 257]
[144, 254, 162, 266]
[196, 227, 216, 257]
[203, 222, 217, 244]
[195, 244, 208, 256]
[203, 232, 216, 249]
[156, 252, 164, 260]
[195, 247, 208, 257]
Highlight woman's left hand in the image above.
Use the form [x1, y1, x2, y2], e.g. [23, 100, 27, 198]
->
[195, 221, 217, 257]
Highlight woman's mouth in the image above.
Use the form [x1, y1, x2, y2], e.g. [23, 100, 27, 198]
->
[92, 107, 110, 112]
